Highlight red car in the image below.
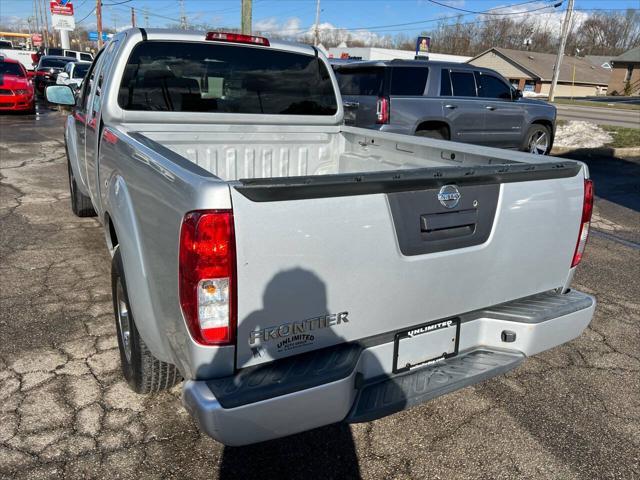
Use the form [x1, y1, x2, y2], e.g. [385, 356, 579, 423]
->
[0, 57, 35, 113]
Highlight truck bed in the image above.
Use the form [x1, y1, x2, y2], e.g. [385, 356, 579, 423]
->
[139, 124, 547, 182]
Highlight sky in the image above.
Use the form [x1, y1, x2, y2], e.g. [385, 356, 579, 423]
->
[0, 0, 638, 39]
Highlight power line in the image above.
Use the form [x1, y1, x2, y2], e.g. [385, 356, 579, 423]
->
[258, 0, 565, 35]
[425, 0, 562, 16]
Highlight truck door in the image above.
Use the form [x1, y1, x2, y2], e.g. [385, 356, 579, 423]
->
[70, 49, 103, 190]
[84, 40, 119, 209]
[440, 68, 486, 145]
[474, 71, 524, 148]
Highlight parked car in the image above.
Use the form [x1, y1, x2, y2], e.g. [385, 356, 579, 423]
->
[0, 57, 35, 113]
[56, 61, 91, 89]
[0, 47, 38, 72]
[46, 28, 595, 446]
[34, 55, 76, 96]
[332, 60, 557, 155]
[62, 49, 94, 62]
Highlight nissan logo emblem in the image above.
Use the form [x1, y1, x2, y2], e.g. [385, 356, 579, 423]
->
[437, 185, 461, 209]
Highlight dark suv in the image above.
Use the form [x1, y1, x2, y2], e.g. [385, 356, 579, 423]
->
[332, 60, 556, 155]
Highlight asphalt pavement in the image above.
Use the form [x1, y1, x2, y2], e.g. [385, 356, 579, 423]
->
[555, 103, 640, 128]
[1, 105, 639, 479]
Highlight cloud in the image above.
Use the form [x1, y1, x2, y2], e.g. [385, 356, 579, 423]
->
[481, 2, 590, 36]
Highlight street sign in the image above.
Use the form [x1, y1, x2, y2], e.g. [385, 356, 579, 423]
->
[51, 14, 75, 31]
[88, 31, 110, 42]
[50, 0, 74, 16]
[31, 33, 43, 46]
[50, 0, 74, 31]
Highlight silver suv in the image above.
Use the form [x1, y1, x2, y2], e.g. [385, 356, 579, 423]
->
[333, 60, 556, 155]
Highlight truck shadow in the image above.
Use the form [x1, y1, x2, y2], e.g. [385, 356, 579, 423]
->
[217, 267, 402, 479]
[555, 148, 640, 213]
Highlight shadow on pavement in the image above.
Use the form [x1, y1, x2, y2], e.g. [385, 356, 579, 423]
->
[219, 422, 360, 479]
[556, 148, 640, 213]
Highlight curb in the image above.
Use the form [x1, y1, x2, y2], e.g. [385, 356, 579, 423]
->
[551, 146, 640, 158]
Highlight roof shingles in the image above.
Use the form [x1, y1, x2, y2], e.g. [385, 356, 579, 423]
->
[472, 47, 610, 85]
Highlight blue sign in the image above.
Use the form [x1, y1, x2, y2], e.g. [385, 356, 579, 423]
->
[88, 31, 109, 41]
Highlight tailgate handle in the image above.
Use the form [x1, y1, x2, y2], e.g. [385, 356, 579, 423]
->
[420, 209, 477, 240]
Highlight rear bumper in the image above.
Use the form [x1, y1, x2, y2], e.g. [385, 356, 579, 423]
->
[183, 290, 595, 446]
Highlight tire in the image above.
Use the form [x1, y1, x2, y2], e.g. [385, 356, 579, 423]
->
[416, 129, 447, 140]
[66, 145, 96, 217]
[523, 124, 551, 155]
[111, 248, 182, 394]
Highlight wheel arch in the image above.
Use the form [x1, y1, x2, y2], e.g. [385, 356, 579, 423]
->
[414, 119, 451, 139]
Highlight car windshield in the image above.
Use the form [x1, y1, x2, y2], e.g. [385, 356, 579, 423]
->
[41, 58, 73, 68]
[73, 63, 90, 78]
[0, 62, 24, 77]
[117, 41, 338, 115]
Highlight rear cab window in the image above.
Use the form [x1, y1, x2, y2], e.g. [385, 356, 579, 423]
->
[390, 67, 428, 96]
[117, 41, 337, 115]
[335, 67, 384, 96]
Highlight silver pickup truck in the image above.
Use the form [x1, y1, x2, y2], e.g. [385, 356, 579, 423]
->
[46, 28, 596, 447]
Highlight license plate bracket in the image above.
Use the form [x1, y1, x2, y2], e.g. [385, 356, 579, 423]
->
[393, 317, 460, 374]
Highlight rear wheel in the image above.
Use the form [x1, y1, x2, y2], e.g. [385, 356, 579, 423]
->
[66, 145, 96, 217]
[112, 248, 182, 394]
[523, 124, 551, 155]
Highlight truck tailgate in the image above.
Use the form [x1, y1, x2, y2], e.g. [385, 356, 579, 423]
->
[230, 164, 584, 368]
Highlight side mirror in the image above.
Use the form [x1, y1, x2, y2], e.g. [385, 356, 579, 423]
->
[514, 89, 523, 100]
[45, 85, 75, 105]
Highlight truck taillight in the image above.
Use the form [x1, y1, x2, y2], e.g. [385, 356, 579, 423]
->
[376, 96, 389, 124]
[179, 211, 236, 345]
[571, 179, 594, 268]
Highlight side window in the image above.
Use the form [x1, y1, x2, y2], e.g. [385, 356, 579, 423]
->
[390, 67, 428, 96]
[79, 50, 104, 110]
[477, 73, 512, 100]
[83, 41, 118, 115]
[450, 71, 477, 97]
[440, 69, 452, 96]
[80, 53, 92, 62]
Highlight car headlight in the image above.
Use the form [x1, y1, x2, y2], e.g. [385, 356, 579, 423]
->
[15, 90, 31, 95]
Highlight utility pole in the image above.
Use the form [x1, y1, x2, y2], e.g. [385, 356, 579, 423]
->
[143, 6, 149, 27]
[33, 0, 40, 40]
[548, 0, 574, 102]
[179, 0, 187, 29]
[313, 0, 321, 46]
[131, 7, 136, 27]
[96, 0, 103, 48]
[241, 0, 252, 35]
[42, 0, 50, 46]
[38, 0, 49, 47]
[112, 12, 119, 32]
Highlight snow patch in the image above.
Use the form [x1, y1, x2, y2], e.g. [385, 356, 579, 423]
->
[554, 121, 613, 149]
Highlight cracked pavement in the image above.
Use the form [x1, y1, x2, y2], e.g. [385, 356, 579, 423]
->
[1, 106, 639, 479]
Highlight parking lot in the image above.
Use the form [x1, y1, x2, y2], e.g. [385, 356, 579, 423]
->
[1, 105, 639, 479]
